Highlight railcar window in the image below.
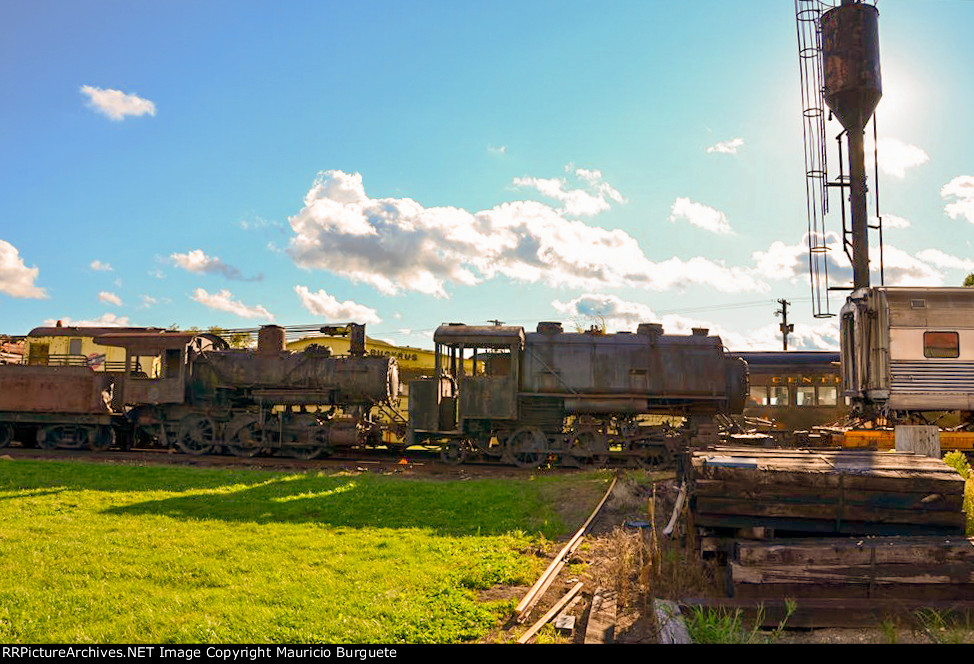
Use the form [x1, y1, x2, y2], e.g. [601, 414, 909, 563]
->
[924, 331, 959, 358]
[796, 386, 816, 406]
[749, 386, 769, 406]
[769, 386, 789, 406]
[819, 386, 838, 406]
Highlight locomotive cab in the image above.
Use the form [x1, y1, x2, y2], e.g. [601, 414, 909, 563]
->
[409, 324, 525, 438]
[95, 331, 228, 407]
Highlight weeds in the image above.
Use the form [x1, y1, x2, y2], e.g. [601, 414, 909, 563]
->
[685, 601, 795, 644]
[915, 608, 974, 644]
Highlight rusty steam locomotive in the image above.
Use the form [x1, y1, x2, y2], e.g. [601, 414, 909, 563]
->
[0, 321, 747, 467]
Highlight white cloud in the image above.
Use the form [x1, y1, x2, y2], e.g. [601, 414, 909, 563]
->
[191, 288, 274, 320]
[551, 293, 839, 351]
[90, 260, 113, 272]
[140, 295, 159, 308]
[942, 176, 974, 224]
[513, 167, 626, 217]
[752, 234, 943, 287]
[872, 137, 929, 178]
[916, 248, 974, 272]
[171, 249, 261, 281]
[872, 213, 911, 229]
[287, 170, 771, 299]
[487, 144, 507, 156]
[669, 197, 733, 235]
[0, 240, 47, 298]
[43, 313, 130, 327]
[80, 85, 156, 121]
[294, 285, 381, 324]
[706, 137, 744, 155]
[98, 291, 122, 306]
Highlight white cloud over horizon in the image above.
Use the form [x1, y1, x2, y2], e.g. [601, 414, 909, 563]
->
[191, 288, 274, 320]
[294, 285, 381, 324]
[286, 169, 770, 299]
[80, 85, 156, 121]
[0, 240, 47, 298]
[752, 233, 944, 287]
[551, 292, 839, 351]
[42, 313, 131, 328]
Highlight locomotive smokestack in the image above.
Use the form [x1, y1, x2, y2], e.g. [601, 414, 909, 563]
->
[822, 0, 882, 290]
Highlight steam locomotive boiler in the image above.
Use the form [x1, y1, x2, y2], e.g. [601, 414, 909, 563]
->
[408, 322, 748, 467]
[97, 324, 400, 458]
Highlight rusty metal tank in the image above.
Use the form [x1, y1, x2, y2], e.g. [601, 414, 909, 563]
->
[191, 345, 399, 406]
[0, 365, 114, 415]
[821, 0, 882, 133]
[520, 323, 747, 415]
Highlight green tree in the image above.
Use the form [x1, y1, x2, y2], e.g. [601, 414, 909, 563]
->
[964, 273, 974, 287]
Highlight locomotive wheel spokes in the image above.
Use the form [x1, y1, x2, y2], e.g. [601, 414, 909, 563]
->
[632, 441, 673, 470]
[225, 419, 264, 458]
[0, 423, 12, 448]
[506, 427, 548, 469]
[569, 430, 610, 467]
[88, 425, 115, 451]
[175, 415, 216, 456]
[286, 427, 327, 460]
[439, 440, 468, 465]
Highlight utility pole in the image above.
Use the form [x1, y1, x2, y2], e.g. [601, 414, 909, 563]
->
[776, 299, 794, 351]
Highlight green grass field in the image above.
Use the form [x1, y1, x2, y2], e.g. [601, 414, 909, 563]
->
[0, 459, 610, 644]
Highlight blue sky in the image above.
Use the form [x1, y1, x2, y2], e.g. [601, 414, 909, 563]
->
[2, 0, 972, 350]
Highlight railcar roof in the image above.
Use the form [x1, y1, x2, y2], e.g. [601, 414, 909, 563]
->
[433, 324, 525, 348]
[27, 326, 167, 338]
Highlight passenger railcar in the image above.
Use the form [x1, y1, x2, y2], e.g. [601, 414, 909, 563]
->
[840, 287, 974, 423]
[734, 351, 845, 435]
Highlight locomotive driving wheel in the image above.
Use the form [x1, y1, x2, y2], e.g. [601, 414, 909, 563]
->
[0, 423, 12, 448]
[569, 429, 610, 467]
[286, 426, 328, 460]
[88, 425, 115, 451]
[37, 424, 90, 450]
[630, 439, 673, 470]
[225, 417, 264, 458]
[175, 414, 217, 456]
[505, 427, 549, 469]
[439, 439, 469, 465]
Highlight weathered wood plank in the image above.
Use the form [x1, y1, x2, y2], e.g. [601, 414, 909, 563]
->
[694, 512, 965, 536]
[732, 561, 974, 585]
[694, 479, 963, 511]
[584, 587, 617, 644]
[690, 465, 963, 495]
[731, 582, 974, 601]
[695, 496, 964, 526]
[735, 536, 974, 567]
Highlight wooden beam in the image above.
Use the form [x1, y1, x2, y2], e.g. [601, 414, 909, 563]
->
[516, 582, 583, 644]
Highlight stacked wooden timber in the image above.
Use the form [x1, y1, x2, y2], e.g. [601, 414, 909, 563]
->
[690, 447, 966, 537]
[731, 536, 974, 601]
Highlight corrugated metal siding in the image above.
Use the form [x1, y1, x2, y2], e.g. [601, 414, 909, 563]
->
[890, 360, 974, 393]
